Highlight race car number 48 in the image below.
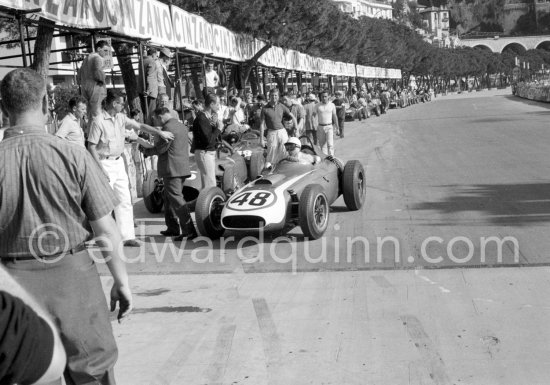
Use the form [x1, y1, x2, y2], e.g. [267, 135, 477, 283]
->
[227, 191, 275, 210]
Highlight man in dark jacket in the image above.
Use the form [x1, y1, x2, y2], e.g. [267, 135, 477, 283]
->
[140, 107, 197, 240]
[192, 93, 222, 189]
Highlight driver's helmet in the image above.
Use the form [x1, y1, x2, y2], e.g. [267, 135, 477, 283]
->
[285, 137, 301, 149]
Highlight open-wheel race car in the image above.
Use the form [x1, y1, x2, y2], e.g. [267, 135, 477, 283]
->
[194, 137, 366, 240]
[142, 130, 265, 213]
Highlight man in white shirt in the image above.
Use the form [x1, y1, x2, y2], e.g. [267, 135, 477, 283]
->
[55, 96, 87, 147]
[315, 90, 339, 156]
[202, 61, 219, 99]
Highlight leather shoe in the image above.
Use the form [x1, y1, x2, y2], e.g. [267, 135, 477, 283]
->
[160, 230, 180, 237]
[123, 239, 141, 247]
[174, 232, 198, 242]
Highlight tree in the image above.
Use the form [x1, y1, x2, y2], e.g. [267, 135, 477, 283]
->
[30, 20, 55, 79]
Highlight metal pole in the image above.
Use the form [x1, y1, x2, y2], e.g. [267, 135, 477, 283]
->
[174, 49, 181, 108]
[25, 24, 32, 66]
[138, 41, 148, 119]
[262, 67, 267, 96]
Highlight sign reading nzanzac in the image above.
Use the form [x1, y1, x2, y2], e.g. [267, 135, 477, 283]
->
[1, 0, 401, 78]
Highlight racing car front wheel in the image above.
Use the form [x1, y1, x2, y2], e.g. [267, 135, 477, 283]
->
[142, 170, 164, 213]
[196, 187, 226, 239]
[342, 160, 365, 211]
[299, 184, 329, 240]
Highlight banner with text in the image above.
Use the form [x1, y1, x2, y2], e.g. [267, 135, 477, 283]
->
[0, 0, 402, 78]
[3, 0, 175, 46]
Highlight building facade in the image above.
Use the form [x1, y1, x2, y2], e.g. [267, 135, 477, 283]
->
[416, 4, 460, 48]
[333, 0, 393, 20]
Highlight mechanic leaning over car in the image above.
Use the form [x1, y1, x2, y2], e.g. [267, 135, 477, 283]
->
[140, 107, 198, 240]
[260, 88, 297, 169]
[192, 93, 223, 188]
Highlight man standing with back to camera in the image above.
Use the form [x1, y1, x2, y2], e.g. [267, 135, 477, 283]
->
[0, 68, 132, 384]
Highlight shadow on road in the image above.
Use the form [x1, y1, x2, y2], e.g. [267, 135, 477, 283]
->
[500, 95, 550, 109]
[412, 183, 550, 226]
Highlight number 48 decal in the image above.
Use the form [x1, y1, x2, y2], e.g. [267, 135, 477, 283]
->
[230, 191, 273, 207]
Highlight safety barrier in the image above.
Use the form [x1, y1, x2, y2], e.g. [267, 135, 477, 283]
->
[514, 82, 550, 102]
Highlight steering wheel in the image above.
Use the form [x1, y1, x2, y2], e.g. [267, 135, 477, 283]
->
[241, 129, 261, 140]
[224, 130, 241, 145]
[300, 144, 315, 154]
[298, 135, 316, 154]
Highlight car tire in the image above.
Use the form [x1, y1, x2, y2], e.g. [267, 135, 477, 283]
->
[195, 187, 226, 239]
[342, 160, 366, 211]
[249, 151, 265, 180]
[299, 184, 329, 240]
[142, 170, 163, 213]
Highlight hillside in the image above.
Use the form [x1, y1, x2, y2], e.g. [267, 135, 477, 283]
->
[416, 0, 510, 34]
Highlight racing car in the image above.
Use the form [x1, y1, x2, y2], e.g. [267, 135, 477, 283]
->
[142, 130, 265, 213]
[194, 137, 365, 240]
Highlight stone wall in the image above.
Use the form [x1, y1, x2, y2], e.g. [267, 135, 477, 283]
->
[515, 82, 550, 102]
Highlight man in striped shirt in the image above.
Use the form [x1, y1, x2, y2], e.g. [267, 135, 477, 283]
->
[0, 68, 132, 384]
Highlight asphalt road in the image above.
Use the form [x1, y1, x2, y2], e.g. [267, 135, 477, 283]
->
[106, 91, 550, 385]
[110, 91, 550, 275]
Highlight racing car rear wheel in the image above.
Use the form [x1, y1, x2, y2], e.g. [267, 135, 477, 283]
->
[142, 170, 164, 213]
[196, 187, 226, 239]
[249, 151, 265, 180]
[342, 160, 365, 211]
[299, 184, 329, 240]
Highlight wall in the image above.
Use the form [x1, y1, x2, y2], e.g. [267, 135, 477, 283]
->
[515, 82, 550, 102]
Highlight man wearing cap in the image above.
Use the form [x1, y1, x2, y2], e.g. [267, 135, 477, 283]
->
[315, 90, 339, 156]
[283, 137, 320, 165]
[303, 93, 318, 144]
[260, 89, 297, 168]
[157, 48, 173, 98]
[138, 47, 159, 120]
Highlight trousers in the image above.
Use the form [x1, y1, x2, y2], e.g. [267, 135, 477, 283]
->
[101, 157, 135, 241]
[266, 129, 288, 165]
[317, 124, 335, 156]
[163, 176, 192, 233]
[194, 150, 216, 188]
[2, 251, 118, 385]
[82, 83, 106, 135]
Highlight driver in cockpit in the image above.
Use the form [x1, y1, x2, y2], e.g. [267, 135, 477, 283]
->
[283, 137, 321, 165]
